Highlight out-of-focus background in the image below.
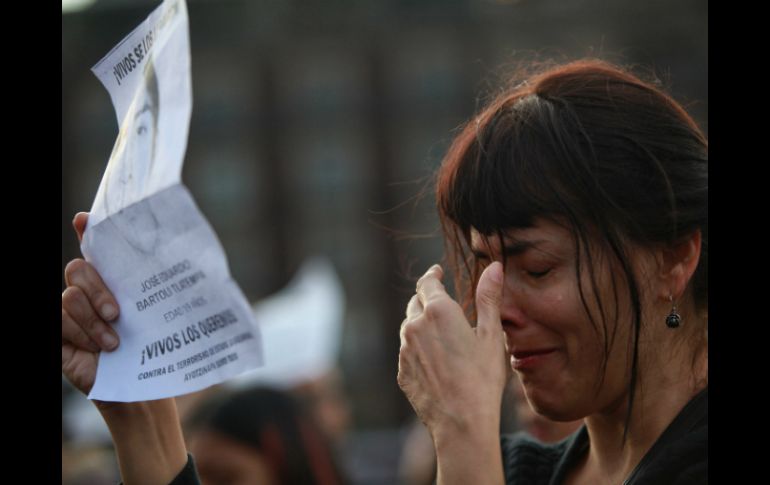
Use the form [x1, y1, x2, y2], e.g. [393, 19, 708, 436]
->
[62, 1, 707, 484]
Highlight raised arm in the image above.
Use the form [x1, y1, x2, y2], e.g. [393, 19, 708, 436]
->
[62, 212, 189, 485]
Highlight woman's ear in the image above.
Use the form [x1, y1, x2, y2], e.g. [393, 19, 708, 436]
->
[658, 230, 702, 300]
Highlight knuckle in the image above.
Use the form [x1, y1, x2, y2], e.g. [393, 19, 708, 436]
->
[402, 321, 419, 340]
[396, 364, 410, 388]
[63, 287, 101, 331]
[69, 324, 94, 349]
[422, 300, 446, 321]
[415, 275, 427, 292]
[91, 287, 111, 308]
[399, 318, 409, 334]
[82, 310, 104, 332]
[416, 270, 438, 291]
[477, 290, 501, 308]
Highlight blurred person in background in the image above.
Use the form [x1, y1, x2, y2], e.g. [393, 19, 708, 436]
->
[183, 386, 348, 485]
[290, 369, 352, 451]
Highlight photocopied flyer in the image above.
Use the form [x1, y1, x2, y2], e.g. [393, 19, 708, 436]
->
[81, 0, 264, 402]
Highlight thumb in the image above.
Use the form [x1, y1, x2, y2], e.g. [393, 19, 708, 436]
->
[475, 261, 504, 335]
[72, 212, 89, 243]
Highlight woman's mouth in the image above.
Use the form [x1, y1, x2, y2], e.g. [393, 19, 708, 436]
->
[510, 349, 558, 370]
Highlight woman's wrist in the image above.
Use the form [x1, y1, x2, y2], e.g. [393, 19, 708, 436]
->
[432, 418, 504, 485]
[429, 401, 501, 443]
[431, 414, 500, 452]
[96, 398, 175, 422]
[97, 398, 188, 485]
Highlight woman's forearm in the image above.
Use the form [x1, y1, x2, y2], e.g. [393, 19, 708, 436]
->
[98, 398, 188, 485]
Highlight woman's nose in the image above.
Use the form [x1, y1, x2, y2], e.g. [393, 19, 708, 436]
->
[499, 277, 528, 328]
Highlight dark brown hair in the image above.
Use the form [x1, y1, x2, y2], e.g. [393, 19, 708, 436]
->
[435, 58, 707, 443]
[189, 387, 348, 485]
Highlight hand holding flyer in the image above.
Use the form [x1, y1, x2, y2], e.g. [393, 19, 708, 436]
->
[81, 0, 264, 402]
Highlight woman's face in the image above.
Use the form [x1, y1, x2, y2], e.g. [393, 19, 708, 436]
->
[470, 218, 657, 422]
[510, 376, 583, 442]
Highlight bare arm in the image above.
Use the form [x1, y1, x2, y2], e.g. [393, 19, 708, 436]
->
[62, 212, 188, 485]
[98, 399, 188, 485]
[434, 423, 504, 485]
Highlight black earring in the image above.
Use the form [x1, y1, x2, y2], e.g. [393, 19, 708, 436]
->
[666, 295, 681, 328]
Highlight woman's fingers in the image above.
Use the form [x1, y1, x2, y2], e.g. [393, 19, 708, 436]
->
[62, 307, 101, 353]
[64, 259, 119, 323]
[475, 262, 504, 337]
[406, 294, 423, 319]
[61, 284, 119, 351]
[398, 263, 507, 433]
[415, 264, 446, 307]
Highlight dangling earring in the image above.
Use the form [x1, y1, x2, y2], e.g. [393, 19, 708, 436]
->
[666, 294, 681, 329]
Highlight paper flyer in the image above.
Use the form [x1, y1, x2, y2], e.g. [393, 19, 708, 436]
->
[81, 0, 264, 402]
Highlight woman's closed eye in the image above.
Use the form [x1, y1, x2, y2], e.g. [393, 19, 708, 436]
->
[526, 268, 552, 278]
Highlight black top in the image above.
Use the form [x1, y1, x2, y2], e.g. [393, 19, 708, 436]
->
[500, 387, 708, 484]
[169, 454, 202, 485]
[158, 388, 707, 485]
[119, 454, 201, 485]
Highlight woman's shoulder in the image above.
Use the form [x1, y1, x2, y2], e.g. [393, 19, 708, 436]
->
[626, 387, 708, 485]
[630, 425, 707, 485]
[500, 427, 588, 485]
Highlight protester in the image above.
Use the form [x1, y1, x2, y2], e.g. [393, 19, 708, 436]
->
[62, 57, 707, 484]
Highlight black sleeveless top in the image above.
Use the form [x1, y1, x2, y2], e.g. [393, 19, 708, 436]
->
[500, 387, 708, 485]
[159, 388, 707, 485]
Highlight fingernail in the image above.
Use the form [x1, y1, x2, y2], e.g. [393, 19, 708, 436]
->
[101, 333, 118, 350]
[101, 303, 117, 320]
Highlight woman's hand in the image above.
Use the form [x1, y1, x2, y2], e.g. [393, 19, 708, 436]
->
[397, 262, 508, 485]
[398, 262, 508, 436]
[62, 212, 121, 400]
[62, 212, 189, 485]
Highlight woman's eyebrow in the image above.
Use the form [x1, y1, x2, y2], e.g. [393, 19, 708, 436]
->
[502, 239, 546, 256]
[471, 239, 546, 259]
